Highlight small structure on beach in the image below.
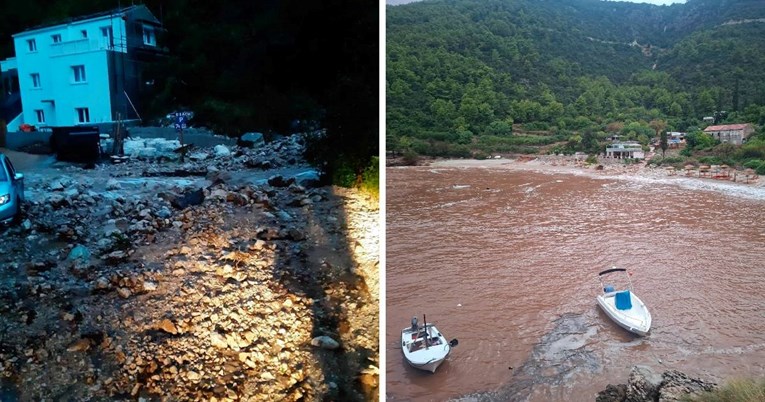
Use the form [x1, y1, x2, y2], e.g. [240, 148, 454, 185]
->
[605, 142, 644, 159]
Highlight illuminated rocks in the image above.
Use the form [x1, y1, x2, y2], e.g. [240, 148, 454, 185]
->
[0, 134, 378, 401]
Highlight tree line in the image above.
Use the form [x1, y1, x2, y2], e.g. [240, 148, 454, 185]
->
[387, 0, 765, 163]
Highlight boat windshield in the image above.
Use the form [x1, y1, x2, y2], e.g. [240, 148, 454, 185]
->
[408, 336, 442, 353]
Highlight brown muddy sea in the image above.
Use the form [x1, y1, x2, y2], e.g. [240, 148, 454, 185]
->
[385, 161, 765, 401]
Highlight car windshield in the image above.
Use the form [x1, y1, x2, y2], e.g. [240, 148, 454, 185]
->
[0, 159, 6, 181]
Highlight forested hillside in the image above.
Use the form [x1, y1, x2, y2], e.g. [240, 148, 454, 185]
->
[387, 0, 765, 160]
[0, 0, 378, 189]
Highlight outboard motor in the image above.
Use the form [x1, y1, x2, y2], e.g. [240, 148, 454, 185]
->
[411, 316, 418, 331]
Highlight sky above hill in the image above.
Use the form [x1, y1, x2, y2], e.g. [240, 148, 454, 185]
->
[386, 0, 687, 5]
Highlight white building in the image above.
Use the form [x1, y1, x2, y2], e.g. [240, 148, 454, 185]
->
[0, 5, 164, 131]
[605, 142, 644, 159]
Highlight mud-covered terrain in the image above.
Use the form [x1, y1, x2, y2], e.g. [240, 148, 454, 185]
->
[0, 135, 379, 401]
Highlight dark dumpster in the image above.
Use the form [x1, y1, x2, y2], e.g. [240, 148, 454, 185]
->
[50, 126, 100, 162]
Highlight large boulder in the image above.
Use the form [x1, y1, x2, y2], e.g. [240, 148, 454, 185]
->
[164, 188, 206, 210]
[658, 370, 717, 402]
[295, 170, 322, 188]
[597, 367, 718, 402]
[214, 145, 231, 157]
[626, 366, 663, 402]
[239, 132, 265, 148]
[597, 384, 627, 402]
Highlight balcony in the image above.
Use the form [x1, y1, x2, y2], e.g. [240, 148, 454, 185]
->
[50, 38, 126, 57]
[1, 57, 17, 71]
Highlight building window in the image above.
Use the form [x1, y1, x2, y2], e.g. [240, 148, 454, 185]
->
[35, 110, 45, 124]
[100, 26, 113, 47]
[31, 73, 41, 88]
[72, 65, 86, 83]
[142, 25, 156, 46]
[27, 39, 37, 52]
[51, 34, 62, 43]
[76, 108, 90, 123]
[81, 30, 88, 38]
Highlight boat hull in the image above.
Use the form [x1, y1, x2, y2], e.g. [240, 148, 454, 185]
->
[401, 324, 451, 373]
[597, 292, 652, 336]
[404, 355, 447, 373]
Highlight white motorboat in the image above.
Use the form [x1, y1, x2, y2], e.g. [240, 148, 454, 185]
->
[401, 315, 458, 373]
[597, 268, 652, 336]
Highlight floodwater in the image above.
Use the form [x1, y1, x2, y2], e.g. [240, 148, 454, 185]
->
[386, 163, 765, 401]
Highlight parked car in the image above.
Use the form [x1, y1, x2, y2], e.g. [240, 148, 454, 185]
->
[0, 152, 25, 224]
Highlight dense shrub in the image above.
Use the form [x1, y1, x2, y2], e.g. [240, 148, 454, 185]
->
[523, 122, 550, 131]
[402, 149, 420, 166]
[744, 159, 764, 169]
[360, 156, 379, 198]
[650, 156, 686, 166]
[698, 156, 722, 165]
[487, 120, 513, 136]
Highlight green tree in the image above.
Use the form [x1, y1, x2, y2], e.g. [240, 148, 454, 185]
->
[487, 119, 513, 136]
[660, 130, 668, 157]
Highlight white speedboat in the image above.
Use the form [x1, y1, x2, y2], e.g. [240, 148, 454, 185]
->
[597, 268, 652, 336]
[401, 315, 458, 373]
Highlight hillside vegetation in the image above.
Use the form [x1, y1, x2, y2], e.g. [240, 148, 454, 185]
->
[387, 0, 765, 167]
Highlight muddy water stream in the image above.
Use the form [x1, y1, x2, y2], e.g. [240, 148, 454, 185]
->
[386, 164, 765, 401]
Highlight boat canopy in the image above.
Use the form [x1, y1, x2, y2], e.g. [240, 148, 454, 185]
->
[598, 268, 626, 276]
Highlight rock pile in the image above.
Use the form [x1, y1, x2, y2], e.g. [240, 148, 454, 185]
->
[0, 133, 378, 401]
[597, 366, 717, 402]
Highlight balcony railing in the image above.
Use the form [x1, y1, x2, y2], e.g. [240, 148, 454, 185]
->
[49, 38, 127, 56]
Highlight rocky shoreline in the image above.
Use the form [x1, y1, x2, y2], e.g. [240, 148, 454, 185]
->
[0, 135, 379, 401]
[597, 366, 717, 402]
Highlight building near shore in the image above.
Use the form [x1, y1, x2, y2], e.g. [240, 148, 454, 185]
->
[0, 5, 165, 131]
[605, 142, 644, 159]
[703, 123, 754, 145]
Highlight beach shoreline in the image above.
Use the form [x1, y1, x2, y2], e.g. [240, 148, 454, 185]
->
[423, 155, 765, 190]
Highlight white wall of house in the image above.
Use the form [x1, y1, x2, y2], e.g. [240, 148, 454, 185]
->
[12, 13, 128, 127]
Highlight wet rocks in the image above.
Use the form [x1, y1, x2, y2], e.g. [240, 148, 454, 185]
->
[268, 175, 293, 188]
[597, 384, 628, 402]
[0, 132, 378, 401]
[168, 188, 205, 210]
[627, 365, 663, 401]
[596, 366, 717, 402]
[658, 370, 717, 402]
[214, 144, 231, 157]
[239, 132, 265, 148]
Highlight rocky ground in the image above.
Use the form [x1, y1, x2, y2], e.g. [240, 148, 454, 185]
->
[0, 135, 379, 401]
[596, 366, 717, 402]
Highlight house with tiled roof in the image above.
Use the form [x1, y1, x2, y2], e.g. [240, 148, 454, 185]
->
[703, 123, 754, 145]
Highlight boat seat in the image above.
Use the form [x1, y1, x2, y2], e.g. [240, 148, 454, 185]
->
[615, 290, 632, 310]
